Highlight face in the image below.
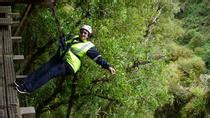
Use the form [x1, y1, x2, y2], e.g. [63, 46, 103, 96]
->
[79, 29, 89, 40]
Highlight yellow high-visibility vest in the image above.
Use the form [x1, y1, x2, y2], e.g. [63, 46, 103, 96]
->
[64, 36, 94, 73]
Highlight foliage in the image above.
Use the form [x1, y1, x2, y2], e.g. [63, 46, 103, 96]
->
[181, 86, 207, 118]
[178, 0, 210, 71]
[177, 29, 198, 45]
[166, 42, 194, 61]
[17, 0, 209, 117]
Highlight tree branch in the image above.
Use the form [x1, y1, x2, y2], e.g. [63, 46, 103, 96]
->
[91, 77, 112, 85]
[126, 55, 166, 72]
[41, 100, 67, 113]
[92, 94, 120, 103]
[144, 5, 163, 42]
[98, 101, 113, 116]
[36, 78, 66, 118]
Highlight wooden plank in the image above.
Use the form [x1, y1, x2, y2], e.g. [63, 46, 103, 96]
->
[1, 35, 8, 117]
[0, 55, 3, 111]
[4, 56, 20, 118]
[2, 60, 7, 118]
[0, 56, 2, 78]
[4, 56, 17, 91]
[3, 27, 13, 55]
[0, 57, 2, 76]
[13, 55, 24, 64]
[0, 31, 2, 54]
[0, 6, 11, 13]
[5, 50, 20, 118]
[20, 107, 36, 118]
[0, 18, 11, 25]
[7, 12, 20, 16]
[11, 36, 22, 40]
[16, 75, 27, 79]
[0, 87, 3, 109]
[0, 18, 19, 25]
[8, 97, 20, 118]
[12, 36, 22, 43]
[7, 104, 21, 118]
[13, 55, 24, 60]
[0, 13, 8, 118]
[3, 15, 21, 117]
[11, 21, 20, 24]
[0, 7, 22, 117]
[0, 52, 3, 107]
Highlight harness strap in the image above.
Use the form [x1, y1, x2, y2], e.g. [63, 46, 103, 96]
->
[60, 38, 76, 58]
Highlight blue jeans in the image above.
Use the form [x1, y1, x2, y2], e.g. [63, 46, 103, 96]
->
[22, 54, 73, 92]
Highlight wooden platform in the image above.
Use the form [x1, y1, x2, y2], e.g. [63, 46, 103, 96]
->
[0, 6, 21, 118]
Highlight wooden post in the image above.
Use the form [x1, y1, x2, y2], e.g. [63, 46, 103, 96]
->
[20, 107, 36, 118]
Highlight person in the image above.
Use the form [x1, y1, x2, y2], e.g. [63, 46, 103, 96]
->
[15, 25, 116, 94]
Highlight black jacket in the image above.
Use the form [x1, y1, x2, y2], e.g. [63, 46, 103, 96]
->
[86, 46, 110, 69]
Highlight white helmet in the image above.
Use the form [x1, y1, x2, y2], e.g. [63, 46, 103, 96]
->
[81, 25, 92, 34]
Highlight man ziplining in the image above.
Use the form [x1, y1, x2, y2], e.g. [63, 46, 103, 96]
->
[14, 25, 116, 94]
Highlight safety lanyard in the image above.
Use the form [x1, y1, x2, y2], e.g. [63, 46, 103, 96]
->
[48, 2, 64, 38]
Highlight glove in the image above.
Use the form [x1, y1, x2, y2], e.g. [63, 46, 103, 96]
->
[59, 36, 66, 51]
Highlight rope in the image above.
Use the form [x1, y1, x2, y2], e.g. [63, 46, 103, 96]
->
[48, 1, 64, 38]
[48, 0, 74, 58]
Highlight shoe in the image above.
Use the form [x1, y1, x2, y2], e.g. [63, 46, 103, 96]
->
[14, 80, 22, 87]
[16, 86, 30, 95]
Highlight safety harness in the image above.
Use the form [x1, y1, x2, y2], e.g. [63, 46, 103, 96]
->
[64, 37, 95, 72]
[49, 3, 95, 72]
[49, 3, 74, 58]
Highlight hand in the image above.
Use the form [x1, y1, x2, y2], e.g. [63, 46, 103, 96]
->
[108, 67, 116, 75]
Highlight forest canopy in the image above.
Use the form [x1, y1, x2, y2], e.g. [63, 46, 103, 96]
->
[15, 0, 210, 117]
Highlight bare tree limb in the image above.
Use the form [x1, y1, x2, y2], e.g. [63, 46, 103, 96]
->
[92, 94, 120, 103]
[144, 5, 163, 42]
[41, 100, 67, 113]
[91, 77, 112, 85]
[126, 55, 167, 72]
[98, 101, 113, 117]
